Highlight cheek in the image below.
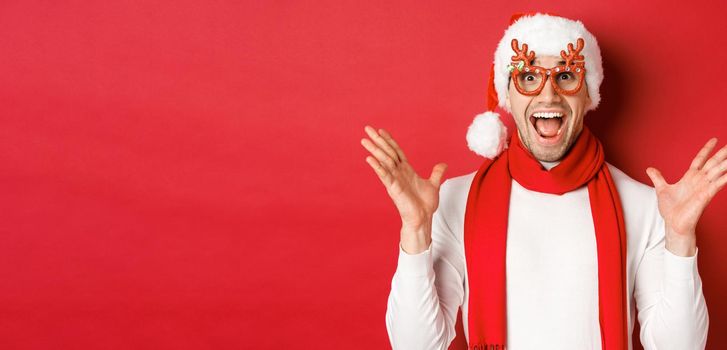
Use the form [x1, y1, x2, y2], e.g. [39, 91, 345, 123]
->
[508, 90, 529, 114]
[565, 94, 587, 112]
[564, 96, 588, 127]
[514, 97, 532, 119]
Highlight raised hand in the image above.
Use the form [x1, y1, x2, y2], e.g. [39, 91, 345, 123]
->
[646, 138, 727, 256]
[360, 125, 447, 254]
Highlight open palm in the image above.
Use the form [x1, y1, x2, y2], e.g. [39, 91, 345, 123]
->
[360, 125, 447, 229]
[646, 138, 727, 237]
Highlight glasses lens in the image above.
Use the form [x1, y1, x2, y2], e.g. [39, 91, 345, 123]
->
[554, 70, 582, 93]
[515, 72, 543, 92]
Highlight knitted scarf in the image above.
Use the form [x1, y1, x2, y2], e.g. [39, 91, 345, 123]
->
[464, 127, 628, 350]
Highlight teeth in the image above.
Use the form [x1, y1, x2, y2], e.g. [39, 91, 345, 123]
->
[532, 112, 564, 118]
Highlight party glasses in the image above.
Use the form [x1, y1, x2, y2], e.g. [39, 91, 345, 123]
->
[508, 37, 587, 96]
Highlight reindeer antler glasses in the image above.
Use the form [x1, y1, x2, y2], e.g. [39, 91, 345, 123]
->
[507, 37, 587, 96]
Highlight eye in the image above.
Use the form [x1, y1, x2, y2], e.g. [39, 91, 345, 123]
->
[558, 72, 575, 80]
[523, 73, 536, 81]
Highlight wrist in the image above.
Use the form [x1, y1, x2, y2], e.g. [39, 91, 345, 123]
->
[665, 233, 697, 257]
[400, 222, 432, 254]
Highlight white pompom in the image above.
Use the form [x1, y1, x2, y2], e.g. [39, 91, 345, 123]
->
[466, 111, 508, 159]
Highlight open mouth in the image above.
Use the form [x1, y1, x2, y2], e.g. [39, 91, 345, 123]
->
[529, 111, 566, 141]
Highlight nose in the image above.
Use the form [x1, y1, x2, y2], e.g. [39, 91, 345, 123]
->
[535, 75, 562, 104]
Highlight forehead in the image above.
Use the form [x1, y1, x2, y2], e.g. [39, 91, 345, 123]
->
[532, 55, 566, 66]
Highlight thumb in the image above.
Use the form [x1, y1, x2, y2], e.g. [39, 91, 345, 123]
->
[429, 163, 448, 188]
[646, 167, 667, 189]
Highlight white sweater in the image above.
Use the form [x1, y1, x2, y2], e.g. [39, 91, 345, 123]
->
[385, 162, 709, 350]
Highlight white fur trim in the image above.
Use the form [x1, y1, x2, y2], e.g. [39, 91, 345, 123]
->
[466, 111, 508, 159]
[493, 13, 603, 113]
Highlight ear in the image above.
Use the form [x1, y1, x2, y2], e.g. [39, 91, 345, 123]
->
[583, 82, 592, 109]
[505, 79, 512, 111]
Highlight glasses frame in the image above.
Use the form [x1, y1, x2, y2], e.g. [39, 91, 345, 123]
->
[511, 64, 587, 96]
[508, 37, 588, 96]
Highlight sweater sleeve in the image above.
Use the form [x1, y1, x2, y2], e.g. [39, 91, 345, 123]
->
[385, 180, 466, 350]
[634, 203, 709, 350]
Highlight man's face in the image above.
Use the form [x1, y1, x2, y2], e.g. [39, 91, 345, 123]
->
[505, 55, 592, 162]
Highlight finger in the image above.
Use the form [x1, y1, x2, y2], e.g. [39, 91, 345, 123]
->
[646, 167, 667, 190]
[364, 125, 400, 164]
[378, 128, 409, 163]
[702, 143, 727, 171]
[715, 171, 727, 191]
[428, 163, 448, 188]
[365, 155, 393, 187]
[689, 138, 718, 170]
[361, 137, 398, 170]
[706, 158, 727, 182]
[707, 171, 727, 199]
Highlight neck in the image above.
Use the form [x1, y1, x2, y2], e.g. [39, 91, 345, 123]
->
[538, 159, 560, 170]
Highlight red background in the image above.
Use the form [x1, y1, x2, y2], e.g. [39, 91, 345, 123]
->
[1, 1, 725, 349]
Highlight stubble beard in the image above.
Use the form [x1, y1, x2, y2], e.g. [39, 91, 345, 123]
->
[517, 118, 580, 162]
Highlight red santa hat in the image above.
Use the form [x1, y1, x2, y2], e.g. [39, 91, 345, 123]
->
[466, 12, 604, 158]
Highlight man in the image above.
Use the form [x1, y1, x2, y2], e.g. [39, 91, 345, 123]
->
[361, 13, 724, 349]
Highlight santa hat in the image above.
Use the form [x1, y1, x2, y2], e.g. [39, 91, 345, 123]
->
[466, 12, 604, 158]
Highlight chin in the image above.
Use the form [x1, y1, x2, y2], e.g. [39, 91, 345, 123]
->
[530, 147, 566, 162]
[532, 150, 566, 162]
[524, 130, 572, 162]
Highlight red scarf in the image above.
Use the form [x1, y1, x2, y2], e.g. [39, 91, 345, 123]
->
[464, 127, 628, 350]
